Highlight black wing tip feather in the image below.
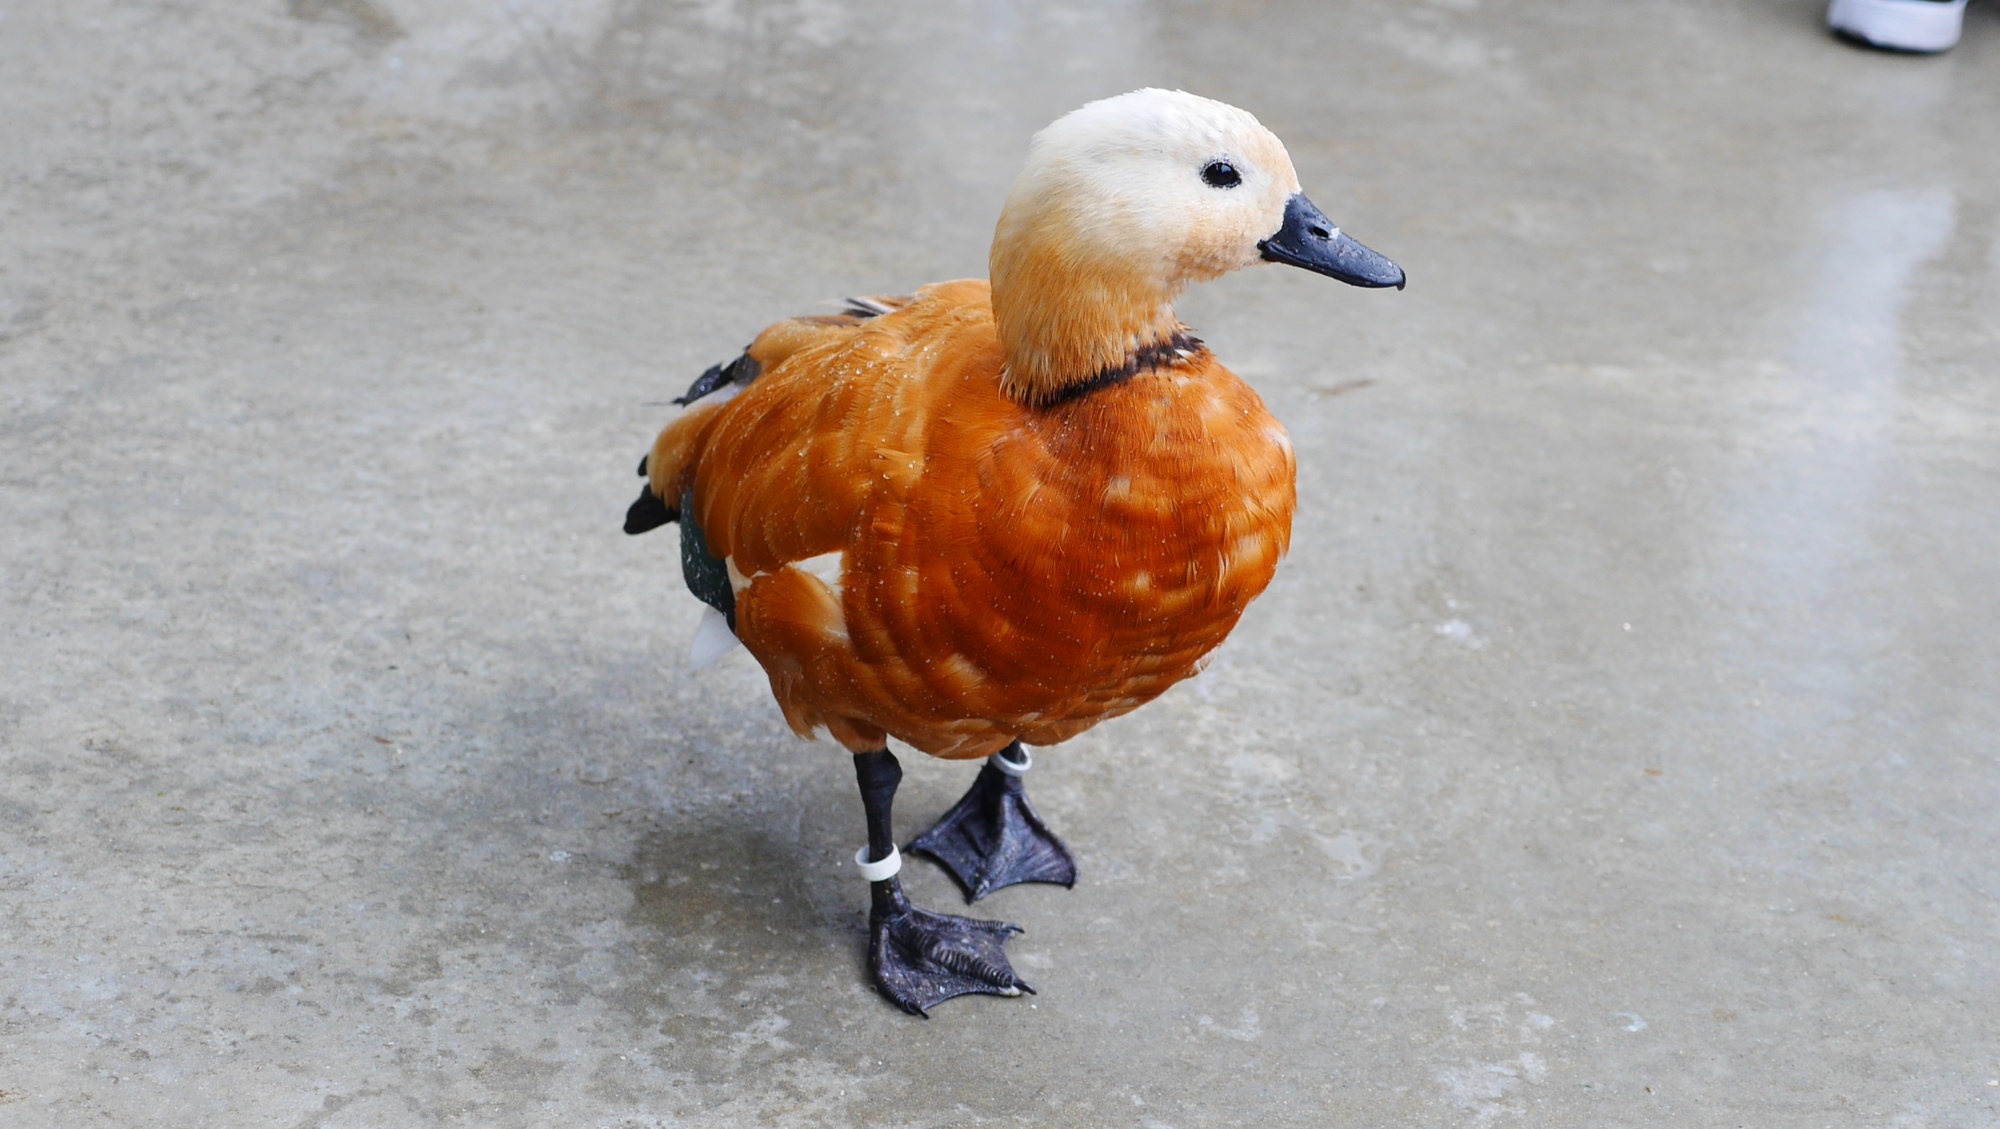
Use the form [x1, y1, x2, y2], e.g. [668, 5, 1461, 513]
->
[841, 295, 900, 318]
[671, 361, 728, 407]
[673, 352, 761, 407]
[624, 485, 676, 536]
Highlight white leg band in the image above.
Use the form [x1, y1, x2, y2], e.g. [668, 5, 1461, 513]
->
[855, 843, 902, 882]
[989, 747, 1032, 777]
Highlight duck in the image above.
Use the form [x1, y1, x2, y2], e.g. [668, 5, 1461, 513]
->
[623, 88, 1402, 1016]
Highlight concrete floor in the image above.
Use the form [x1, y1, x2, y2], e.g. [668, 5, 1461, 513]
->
[4, 0, 1998, 1125]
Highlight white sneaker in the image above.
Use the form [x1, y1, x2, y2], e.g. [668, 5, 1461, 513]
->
[1828, 0, 1969, 52]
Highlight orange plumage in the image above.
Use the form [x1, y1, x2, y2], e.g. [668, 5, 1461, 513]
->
[645, 278, 1296, 759]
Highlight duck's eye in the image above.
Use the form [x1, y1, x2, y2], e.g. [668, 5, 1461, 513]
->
[1200, 160, 1242, 189]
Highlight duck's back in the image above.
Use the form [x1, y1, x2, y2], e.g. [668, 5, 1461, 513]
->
[662, 279, 1297, 758]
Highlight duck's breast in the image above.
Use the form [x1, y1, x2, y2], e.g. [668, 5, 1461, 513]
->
[854, 354, 1297, 738]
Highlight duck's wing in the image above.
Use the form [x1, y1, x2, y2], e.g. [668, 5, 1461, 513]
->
[624, 281, 995, 744]
[682, 290, 946, 576]
[625, 294, 916, 534]
[626, 285, 956, 569]
[668, 295, 915, 408]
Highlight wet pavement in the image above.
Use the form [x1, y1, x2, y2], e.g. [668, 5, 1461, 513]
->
[3, 1, 1998, 1126]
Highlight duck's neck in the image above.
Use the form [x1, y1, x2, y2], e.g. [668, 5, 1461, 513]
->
[989, 214, 1188, 406]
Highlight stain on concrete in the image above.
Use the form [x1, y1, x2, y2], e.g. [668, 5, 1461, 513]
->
[288, 0, 403, 44]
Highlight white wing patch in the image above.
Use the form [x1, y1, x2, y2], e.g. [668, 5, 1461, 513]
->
[688, 552, 844, 671]
[789, 551, 844, 597]
[720, 552, 843, 598]
[725, 556, 752, 595]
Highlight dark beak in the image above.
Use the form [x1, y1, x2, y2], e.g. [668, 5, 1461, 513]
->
[1258, 193, 1405, 290]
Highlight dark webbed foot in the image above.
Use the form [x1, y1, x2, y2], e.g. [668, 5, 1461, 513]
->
[909, 743, 1078, 902]
[851, 746, 1031, 1016]
[870, 883, 1031, 1017]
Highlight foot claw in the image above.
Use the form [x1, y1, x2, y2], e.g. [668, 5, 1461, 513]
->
[909, 760, 1078, 902]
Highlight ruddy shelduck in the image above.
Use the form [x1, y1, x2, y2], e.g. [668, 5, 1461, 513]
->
[624, 88, 1403, 1016]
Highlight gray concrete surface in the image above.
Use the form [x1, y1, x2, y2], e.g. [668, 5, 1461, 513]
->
[4, 1, 1998, 1125]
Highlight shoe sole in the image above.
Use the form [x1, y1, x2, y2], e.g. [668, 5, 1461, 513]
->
[1828, 0, 1968, 52]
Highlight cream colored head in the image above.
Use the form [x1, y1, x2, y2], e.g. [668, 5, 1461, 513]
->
[989, 90, 1405, 404]
[990, 89, 1306, 401]
[1000, 89, 1303, 290]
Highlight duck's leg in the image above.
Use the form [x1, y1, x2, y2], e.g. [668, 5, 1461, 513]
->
[853, 749, 1032, 1016]
[908, 741, 1078, 903]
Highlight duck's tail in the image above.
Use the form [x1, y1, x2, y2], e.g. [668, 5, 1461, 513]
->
[624, 347, 763, 536]
[622, 455, 677, 534]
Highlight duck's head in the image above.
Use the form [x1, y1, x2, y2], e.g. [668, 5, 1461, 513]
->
[990, 88, 1402, 404]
